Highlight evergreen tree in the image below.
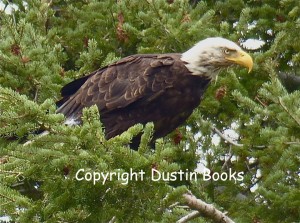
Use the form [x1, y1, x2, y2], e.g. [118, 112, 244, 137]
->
[0, 0, 299, 222]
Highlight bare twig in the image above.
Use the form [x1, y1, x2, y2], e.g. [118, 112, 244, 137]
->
[34, 87, 39, 102]
[284, 141, 300, 145]
[222, 145, 233, 170]
[252, 145, 267, 149]
[108, 216, 116, 223]
[211, 126, 266, 149]
[254, 95, 267, 107]
[211, 126, 243, 147]
[177, 210, 201, 223]
[175, 206, 190, 209]
[182, 193, 235, 223]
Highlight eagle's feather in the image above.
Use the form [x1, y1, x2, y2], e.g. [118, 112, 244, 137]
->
[57, 54, 210, 142]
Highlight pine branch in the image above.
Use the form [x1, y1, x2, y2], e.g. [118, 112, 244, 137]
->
[211, 126, 243, 147]
[0, 192, 16, 203]
[143, 0, 181, 45]
[182, 193, 235, 223]
[278, 97, 300, 126]
[177, 210, 201, 223]
[0, 170, 23, 176]
[168, 202, 180, 208]
[23, 130, 49, 146]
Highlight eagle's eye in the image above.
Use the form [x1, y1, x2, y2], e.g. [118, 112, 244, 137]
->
[223, 48, 231, 55]
[223, 48, 237, 56]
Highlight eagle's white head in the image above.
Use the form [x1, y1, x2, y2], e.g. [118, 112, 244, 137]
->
[181, 37, 253, 79]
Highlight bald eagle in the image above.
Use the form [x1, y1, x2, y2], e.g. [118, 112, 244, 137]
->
[56, 37, 253, 149]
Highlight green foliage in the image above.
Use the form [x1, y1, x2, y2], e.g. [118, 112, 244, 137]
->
[1, 0, 300, 222]
[232, 62, 300, 223]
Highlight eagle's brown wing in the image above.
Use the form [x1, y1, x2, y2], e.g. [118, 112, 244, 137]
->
[57, 54, 185, 127]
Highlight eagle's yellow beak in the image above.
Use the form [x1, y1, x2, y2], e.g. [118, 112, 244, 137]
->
[226, 50, 253, 73]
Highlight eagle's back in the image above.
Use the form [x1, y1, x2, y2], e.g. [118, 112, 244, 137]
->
[57, 54, 211, 145]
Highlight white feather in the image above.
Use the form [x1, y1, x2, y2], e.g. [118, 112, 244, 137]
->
[181, 37, 242, 79]
[64, 117, 80, 126]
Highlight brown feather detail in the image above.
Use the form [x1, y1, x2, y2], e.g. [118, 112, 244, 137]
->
[57, 54, 211, 148]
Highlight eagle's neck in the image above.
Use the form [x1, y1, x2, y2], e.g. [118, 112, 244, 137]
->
[181, 47, 221, 80]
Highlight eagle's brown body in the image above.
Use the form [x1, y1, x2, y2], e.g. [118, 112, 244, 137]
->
[56, 37, 253, 149]
[57, 54, 211, 146]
